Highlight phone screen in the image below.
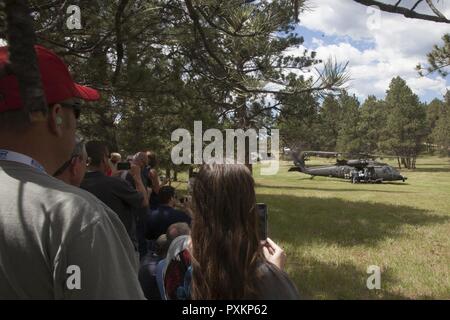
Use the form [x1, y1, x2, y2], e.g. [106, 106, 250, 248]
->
[117, 162, 131, 171]
[257, 203, 268, 240]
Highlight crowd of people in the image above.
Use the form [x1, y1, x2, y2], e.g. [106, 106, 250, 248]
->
[0, 45, 299, 299]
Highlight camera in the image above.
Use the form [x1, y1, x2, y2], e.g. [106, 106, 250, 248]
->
[116, 162, 131, 171]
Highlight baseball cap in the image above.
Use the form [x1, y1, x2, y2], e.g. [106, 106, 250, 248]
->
[0, 45, 100, 112]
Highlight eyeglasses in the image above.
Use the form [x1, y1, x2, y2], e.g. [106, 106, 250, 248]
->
[60, 102, 81, 120]
[53, 155, 82, 177]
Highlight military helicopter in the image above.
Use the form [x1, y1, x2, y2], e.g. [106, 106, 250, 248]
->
[288, 151, 407, 183]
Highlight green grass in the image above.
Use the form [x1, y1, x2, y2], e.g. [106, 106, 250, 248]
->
[252, 156, 450, 299]
[174, 156, 450, 299]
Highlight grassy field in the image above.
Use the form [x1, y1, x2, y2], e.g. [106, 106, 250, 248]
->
[252, 156, 450, 299]
[174, 156, 450, 299]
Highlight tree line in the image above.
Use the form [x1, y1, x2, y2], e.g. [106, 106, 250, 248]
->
[279, 76, 450, 169]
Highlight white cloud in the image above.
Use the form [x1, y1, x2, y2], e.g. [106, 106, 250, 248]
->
[294, 0, 450, 101]
[311, 37, 324, 46]
[407, 76, 448, 96]
[301, 0, 372, 40]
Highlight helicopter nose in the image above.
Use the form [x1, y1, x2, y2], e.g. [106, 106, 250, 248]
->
[402, 175, 407, 181]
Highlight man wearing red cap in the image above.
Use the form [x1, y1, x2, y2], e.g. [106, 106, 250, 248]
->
[0, 45, 145, 299]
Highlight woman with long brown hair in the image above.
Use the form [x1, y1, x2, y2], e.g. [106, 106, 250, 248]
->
[188, 163, 299, 299]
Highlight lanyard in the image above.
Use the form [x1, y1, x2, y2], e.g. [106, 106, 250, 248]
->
[0, 149, 47, 174]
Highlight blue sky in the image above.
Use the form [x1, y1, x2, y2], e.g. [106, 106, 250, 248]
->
[284, 0, 450, 103]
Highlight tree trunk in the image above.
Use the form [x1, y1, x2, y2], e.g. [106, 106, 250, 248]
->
[235, 95, 253, 174]
[245, 135, 253, 174]
[4, 0, 47, 118]
[111, 124, 119, 152]
[403, 157, 413, 169]
[401, 158, 407, 168]
[165, 168, 171, 181]
[397, 157, 402, 169]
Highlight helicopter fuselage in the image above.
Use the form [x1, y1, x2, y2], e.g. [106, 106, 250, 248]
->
[289, 151, 407, 183]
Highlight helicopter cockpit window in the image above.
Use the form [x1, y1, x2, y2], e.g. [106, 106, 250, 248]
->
[384, 166, 394, 174]
[390, 167, 399, 174]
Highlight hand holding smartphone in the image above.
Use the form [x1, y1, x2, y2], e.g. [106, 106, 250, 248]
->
[262, 238, 286, 271]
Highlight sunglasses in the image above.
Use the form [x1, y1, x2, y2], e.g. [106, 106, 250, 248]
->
[60, 102, 81, 120]
[53, 155, 84, 177]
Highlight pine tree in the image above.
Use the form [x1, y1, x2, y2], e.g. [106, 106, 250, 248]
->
[380, 77, 427, 169]
[13, 0, 347, 170]
[431, 91, 450, 156]
[358, 95, 386, 154]
[277, 91, 321, 151]
[417, 34, 450, 77]
[425, 98, 445, 153]
[319, 95, 342, 151]
[335, 91, 362, 154]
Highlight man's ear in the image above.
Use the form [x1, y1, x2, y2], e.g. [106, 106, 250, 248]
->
[48, 104, 64, 137]
[69, 157, 78, 176]
[99, 155, 109, 172]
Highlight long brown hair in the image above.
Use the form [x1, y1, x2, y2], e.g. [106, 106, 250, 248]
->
[190, 163, 264, 299]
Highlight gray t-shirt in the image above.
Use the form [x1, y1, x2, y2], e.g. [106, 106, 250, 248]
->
[0, 160, 145, 299]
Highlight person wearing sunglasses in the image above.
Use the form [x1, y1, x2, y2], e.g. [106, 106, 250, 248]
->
[0, 45, 144, 299]
[54, 138, 88, 187]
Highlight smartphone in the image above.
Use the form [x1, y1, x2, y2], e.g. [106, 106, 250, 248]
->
[117, 162, 131, 171]
[257, 203, 268, 240]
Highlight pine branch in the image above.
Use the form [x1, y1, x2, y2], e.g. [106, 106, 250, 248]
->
[425, 0, 446, 19]
[411, 0, 423, 11]
[112, 0, 129, 85]
[184, 0, 228, 73]
[353, 0, 450, 23]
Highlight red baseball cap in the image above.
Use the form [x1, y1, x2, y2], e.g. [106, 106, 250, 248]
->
[0, 45, 100, 112]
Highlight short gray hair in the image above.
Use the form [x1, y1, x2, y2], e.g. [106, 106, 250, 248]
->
[133, 151, 147, 162]
[167, 222, 191, 245]
[72, 138, 86, 158]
